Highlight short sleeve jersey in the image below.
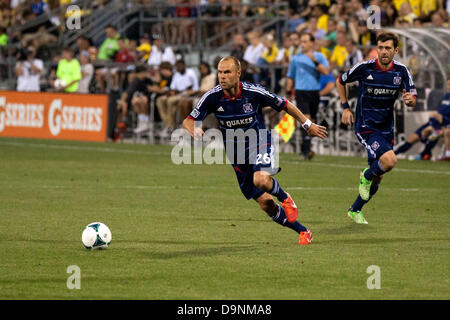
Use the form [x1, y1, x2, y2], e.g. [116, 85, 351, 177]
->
[339, 58, 417, 134]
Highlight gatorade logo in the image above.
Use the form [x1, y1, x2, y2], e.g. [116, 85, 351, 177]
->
[0, 96, 44, 132]
[48, 99, 103, 136]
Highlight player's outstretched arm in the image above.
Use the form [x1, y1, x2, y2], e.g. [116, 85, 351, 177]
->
[284, 100, 328, 139]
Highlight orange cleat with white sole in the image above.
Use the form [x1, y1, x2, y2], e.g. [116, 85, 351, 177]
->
[298, 230, 313, 245]
[281, 193, 298, 223]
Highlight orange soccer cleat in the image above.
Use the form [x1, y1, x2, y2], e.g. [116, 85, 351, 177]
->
[298, 230, 313, 245]
[281, 193, 298, 223]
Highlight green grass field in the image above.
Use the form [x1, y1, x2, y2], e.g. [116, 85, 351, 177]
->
[0, 137, 449, 300]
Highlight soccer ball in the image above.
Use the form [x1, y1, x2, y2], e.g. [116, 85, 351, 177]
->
[54, 78, 66, 89]
[81, 222, 112, 250]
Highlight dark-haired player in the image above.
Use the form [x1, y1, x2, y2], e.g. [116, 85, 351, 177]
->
[336, 32, 417, 224]
[183, 56, 327, 245]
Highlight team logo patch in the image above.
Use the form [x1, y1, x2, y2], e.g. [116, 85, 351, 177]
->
[190, 108, 200, 118]
[371, 141, 380, 151]
[341, 72, 348, 82]
[243, 103, 253, 113]
[393, 76, 402, 85]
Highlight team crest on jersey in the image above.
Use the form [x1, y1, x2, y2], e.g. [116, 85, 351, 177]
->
[393, 73, 402, 85]
[243, 103, 253, 113]
[371, 141, 380, 151]
[190, 108, 200, 118]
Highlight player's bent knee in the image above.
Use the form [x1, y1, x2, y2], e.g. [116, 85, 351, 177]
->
[253, 173, 271, 191]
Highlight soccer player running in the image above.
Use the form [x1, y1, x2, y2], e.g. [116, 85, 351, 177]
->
[336, 32, 417, 224]
[183, 56, 327, 245]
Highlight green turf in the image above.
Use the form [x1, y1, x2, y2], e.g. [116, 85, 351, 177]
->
[0, 137, 449, 299]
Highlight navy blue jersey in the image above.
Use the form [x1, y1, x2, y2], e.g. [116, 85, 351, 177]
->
[188, 81, 286, 128]
[187, 81, 287, 164]
[339, 58, 417, 134]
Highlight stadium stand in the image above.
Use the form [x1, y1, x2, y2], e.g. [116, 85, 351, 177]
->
[0, 0, 449, 158]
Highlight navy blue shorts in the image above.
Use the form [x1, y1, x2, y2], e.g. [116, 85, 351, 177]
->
[414, 123, 430, 142]
[356, 131, 394, 165]
[231, 144, 280, 200]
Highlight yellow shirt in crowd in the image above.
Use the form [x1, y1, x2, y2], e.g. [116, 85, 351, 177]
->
[330, 45, 348, 67]
[261, 44, 279, 64]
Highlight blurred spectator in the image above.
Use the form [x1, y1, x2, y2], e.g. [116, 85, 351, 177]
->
[230, 33, 247, 62]
[344, 38, 363, 69]
[317, 18, 337, 59]
[329, 31, 348, 70]
[288, 31, 301, 60]
[55, 47, 81, 93]
[137, 33, 151, 63]
[31, 0, 48, 16]
[312, 4, 329, 32]
[296, 16, 326, 40]
[15, 45, 43, 92]
[112, 37, 134, 91]
[319, 71, 335, 97]
[398, 1, 418, 24]
[240, 60, 254, 83]
[147, 61, 174, 127]
[97, 25, 120, 61]
[116, 65, 153, 135]
[75, 36, 92, 58]
[243, 30, 265, 66]
[356, 19, 377, 47]
[177, 0, 196, 44]
[329, 0, 347, 20]
[96, 25, 120, 92]
[178, 61, 217, 124]
[156, 60, 199, 130]
[156, 59, 198, 131]
[350, 0, 369, 21]
[78, 51, 94, 94]
[430, 10, 449, 27]
[147, 34, 176, 69]
[254, 33, 279, 86]
[277, 32, 292, 64]
[382, 2, 399, 26]
[0, 27, 8, 48]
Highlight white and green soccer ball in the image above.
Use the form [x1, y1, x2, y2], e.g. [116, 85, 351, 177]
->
[81, 222, 112, 250]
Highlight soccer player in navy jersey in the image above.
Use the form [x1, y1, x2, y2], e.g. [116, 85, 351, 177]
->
[183, 56, 327, 245]
[395, 78, 450, 160]
[336, 32, 417, 224]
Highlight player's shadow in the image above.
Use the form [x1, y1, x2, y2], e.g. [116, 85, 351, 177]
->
[140, 244, 258, 260]
[317, 223, 376, 235]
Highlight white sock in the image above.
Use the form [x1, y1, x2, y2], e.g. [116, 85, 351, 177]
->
[138, 114, 149, 122]
[445, 150, 450, 157]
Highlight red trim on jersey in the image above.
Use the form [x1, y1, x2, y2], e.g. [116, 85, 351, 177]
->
[233, 166, 243, 174]
[223, 82, 242, 100]
[186, 115, 195, 120]
[375, 58, 394, 72]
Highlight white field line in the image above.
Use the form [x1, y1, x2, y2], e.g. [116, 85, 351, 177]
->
[1, 140, 448, 175]
[0, 141, 170, 156]
[36, 184, 441, 193]
[283, 160, 450, 176]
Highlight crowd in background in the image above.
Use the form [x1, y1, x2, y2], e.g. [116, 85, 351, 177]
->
[2, 0, 450, 141]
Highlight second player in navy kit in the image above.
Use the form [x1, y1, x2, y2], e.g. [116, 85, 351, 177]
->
[336, 32, 417, 224]
[183, 56, 327, 245]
